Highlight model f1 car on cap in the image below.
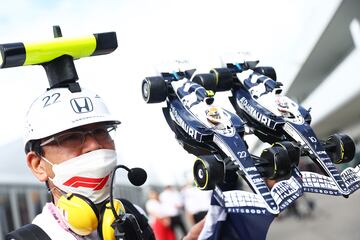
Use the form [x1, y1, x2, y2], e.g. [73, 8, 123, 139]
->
[198, 60, 360, 197]
[141, 67, 307, 215]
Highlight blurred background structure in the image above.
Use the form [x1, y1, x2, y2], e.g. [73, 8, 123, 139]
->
[0, 0, 360, 239]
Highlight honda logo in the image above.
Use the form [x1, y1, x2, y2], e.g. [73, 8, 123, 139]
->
[70, 97, 93, 113]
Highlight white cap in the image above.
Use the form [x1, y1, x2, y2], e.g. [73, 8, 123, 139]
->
[23, 87, 120, 146]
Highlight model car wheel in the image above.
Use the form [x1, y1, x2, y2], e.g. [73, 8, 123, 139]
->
[192, 73, 217, 92]
[258, 144, 292, 180]
[273, 141, 300, 167]
[210, 68, 234, 91]
[142, 76, 168, 103]
[326, 134, 355, 164]
[253, 66, 277, 81]
[193, 155, 225, 190]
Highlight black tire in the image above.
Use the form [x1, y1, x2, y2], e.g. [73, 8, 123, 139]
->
[210, 68, 234, 91]
[192, 73, 217, 92]
[253, 66, 277, 81]
[273, 141, 300, 168]
[193, 155, 225, 190]
[141, 76, 168, 103]
[326, 134, 355, 164]
[258, 145, 292, 180]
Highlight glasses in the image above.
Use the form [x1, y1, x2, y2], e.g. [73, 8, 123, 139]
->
[40, 125, 117, 149]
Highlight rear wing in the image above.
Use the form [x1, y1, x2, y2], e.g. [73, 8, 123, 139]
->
[0, 26, 117, 90]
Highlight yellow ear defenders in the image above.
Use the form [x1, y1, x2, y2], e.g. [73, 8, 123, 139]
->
[56, 193, 99, 236]
[56, 193, 125, 239]
[98, 199, 126, 240]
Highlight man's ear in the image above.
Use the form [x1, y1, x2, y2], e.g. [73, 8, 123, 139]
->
[26, 152, 48, 182]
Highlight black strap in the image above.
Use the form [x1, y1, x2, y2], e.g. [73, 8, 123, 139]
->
[5, 224, 51, 240]
[119, 198, 155, 240]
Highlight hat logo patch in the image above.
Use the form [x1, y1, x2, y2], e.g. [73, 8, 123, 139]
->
[70, 97, 94, 113]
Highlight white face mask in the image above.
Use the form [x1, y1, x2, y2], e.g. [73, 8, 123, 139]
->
[42, 149, 117, 204]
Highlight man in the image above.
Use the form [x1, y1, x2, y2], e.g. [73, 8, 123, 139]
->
[159, 185, 187, 238]
[6, 87, 154, 240]
[181, 182, 211, 225]
[145, 189, 176, 240]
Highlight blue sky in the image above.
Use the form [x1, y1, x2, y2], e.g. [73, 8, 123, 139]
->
[0, 0, 341, 185]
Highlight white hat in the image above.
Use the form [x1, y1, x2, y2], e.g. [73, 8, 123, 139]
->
[23, 87, 120, 146]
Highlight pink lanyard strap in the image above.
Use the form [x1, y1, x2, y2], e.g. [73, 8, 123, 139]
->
[46, 203, 85, 240]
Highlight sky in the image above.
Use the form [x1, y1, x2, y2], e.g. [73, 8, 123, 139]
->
[0, 0, 341, 185]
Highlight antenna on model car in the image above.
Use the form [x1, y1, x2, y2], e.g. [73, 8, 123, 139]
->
[153, 59, 197, 81]
[0, 25, 118, 91]
[219, 51, 259, 71]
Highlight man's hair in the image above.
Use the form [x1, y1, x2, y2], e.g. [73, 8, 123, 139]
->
[24, 140, 44, 155]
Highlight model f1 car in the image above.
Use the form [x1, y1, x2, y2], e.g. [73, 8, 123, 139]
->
[198, 61, 360, 197]
[141, 69, 305, 215]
